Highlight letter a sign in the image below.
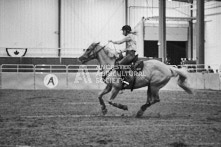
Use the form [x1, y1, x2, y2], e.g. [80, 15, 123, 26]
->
[44, 74, 58, 89]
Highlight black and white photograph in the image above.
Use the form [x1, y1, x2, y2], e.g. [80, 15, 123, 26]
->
[0, 0, 221, 146]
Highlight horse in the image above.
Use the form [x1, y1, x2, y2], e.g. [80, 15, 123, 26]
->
[79, 42, 193, 117]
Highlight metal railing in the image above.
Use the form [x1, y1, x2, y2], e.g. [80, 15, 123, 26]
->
[35, 65, 67, 73]
[0, 64, 220, 73]
[0, 64, 220, 90]
[1, 64, 35, 72]
[177, 64, 220, 73]
[67, 65, 99, 73]
[0, 64, 100, 73]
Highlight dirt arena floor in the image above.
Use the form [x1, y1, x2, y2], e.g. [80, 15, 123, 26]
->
[0, 89, 221, 147]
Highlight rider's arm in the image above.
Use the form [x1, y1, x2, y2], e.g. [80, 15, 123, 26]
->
[110, 36, 131, 45]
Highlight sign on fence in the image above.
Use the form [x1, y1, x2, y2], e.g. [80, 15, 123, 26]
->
[44, 74, 59, 89]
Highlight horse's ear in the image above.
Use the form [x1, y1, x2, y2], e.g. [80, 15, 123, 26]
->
[95, 42, 100, 45]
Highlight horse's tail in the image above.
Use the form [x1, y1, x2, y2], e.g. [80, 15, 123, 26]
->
[170, 67, 193, 94]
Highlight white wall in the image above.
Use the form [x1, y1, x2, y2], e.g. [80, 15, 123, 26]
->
[134, 19, 144, 57]
[144, 25, 188, 41]
[0, 0, 220, 65]
[0, 0, 58, 57]
[0, 0, 126, 57]
[128, 0, 190, 27]
[130, 1, 221, 66]
[204, 1, 221, 66]
[61, 0, 126, 57]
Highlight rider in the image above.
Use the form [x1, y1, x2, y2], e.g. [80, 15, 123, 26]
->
[109, 25, 137, 85]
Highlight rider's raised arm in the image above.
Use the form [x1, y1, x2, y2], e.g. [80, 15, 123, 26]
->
[111, 36, 131, 45]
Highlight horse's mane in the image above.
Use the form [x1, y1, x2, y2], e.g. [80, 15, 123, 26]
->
[89, 42, 118, 59]
[103, 46, 118, 59]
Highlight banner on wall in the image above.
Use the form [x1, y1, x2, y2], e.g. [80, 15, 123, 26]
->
[6, 48, 27, 57]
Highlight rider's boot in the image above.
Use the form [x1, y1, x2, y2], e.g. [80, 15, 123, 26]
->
[120, 68, 129, 86]
[122, 77, 129, 85]
[115, 63, 129, 86]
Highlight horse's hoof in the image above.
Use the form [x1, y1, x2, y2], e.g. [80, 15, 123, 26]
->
[154, 99, 160, 103]
[102, 108, 108, 115]
[136, 110, 144, 118]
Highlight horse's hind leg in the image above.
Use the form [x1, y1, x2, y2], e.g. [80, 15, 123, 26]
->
[136, 86, 151, 117]
[136, 86, 160, 118]
[108, 87, 128, 111]
[149, 86, 160, 104]
[98, 85, 112, 115]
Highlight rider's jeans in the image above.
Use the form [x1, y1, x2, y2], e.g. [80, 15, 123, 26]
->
[118, 50, 136, 65]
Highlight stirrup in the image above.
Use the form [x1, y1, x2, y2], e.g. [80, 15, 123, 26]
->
[122, 80, 129, 85]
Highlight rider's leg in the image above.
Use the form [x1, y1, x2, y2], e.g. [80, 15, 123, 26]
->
[118, 51, 135, 65]
[117, 51, 135, 85]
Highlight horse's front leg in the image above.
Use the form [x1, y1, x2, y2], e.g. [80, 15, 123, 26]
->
[108, 87, 128, 111]
[98, 85, 112, 115]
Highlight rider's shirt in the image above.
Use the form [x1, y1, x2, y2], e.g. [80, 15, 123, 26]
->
[125, 34, 136, 52]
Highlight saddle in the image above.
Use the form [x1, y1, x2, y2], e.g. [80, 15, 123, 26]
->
[102, 54, 144, 91]
[130, 55, 144, 72]
[116, 54, 143, 72]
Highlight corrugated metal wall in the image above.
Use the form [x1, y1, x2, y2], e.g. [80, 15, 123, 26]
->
[128, 0, 152, 27]
[144, 26, 188, 41]
[0, 0, 220, 66]
[0, 0, 58, 49]
[0, 0, 192, 57]
[204, 1, 221, 65]
[61, 0, 125, 57]
[128, 0, 190, 27]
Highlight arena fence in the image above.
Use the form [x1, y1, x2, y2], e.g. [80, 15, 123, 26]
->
[0, 64, 220, 90]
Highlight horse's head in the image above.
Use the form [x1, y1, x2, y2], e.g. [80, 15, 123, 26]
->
[79, 42, 100, 64]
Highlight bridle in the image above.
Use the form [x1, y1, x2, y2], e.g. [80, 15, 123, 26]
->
[87, 43, 108, 59]
[85, 43, 117, 82]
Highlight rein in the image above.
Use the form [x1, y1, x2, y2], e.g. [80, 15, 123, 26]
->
[87, 43, 116, 83]
[102, 67, 114, 83]
[88, 43, 109, 59]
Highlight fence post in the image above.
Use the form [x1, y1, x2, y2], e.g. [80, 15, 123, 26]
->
[0, 65, 1, 89]
[219, 64, 221, 90]
[58, 48, 61, 64]
[34, 65, 36, 90]
[66, 65, 68, 89]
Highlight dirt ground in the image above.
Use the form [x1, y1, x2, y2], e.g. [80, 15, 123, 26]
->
[0, 89, 221, 147]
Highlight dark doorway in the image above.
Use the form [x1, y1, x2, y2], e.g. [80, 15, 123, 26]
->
[144, 41, 186, 65]
[144, 41, 158, 58]
[167, 41, 187, 65]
